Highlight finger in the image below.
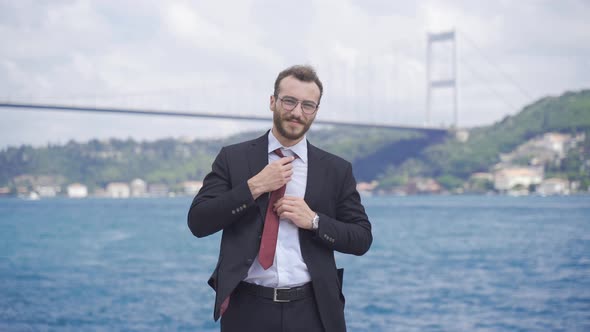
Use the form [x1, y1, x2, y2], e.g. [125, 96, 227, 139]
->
[277, 208, 288, 218]
[279, 196, 294, 204]
[274, 200, 293, 212]
[280, 211, 297, 221]
[274, 199, 287, 210]
[276, 156, 295, 165]
[275, 203, 295, 216]
[276, 197, 290, 206]
[280, 196, 299, 204]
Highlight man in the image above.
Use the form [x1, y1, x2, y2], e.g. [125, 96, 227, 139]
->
[188, 65, 372, 332]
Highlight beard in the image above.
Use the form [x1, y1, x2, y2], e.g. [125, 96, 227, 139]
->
[272, 106, 313, 141]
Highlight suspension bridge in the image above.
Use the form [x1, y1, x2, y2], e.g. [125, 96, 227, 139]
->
[1, 30, 530, 137]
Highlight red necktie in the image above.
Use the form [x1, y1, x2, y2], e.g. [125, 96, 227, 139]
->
[258, 148, 289, 269]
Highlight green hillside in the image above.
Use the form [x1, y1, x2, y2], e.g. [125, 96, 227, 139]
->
[318, 89, 589, 188]
[426, 89, 590, 179]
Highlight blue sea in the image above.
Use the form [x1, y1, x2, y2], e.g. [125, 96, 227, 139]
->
[0, 195, 589, 331]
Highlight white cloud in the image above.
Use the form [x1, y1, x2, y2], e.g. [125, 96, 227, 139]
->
[164, 2, 224, 47]
[0, 0, 589, 148]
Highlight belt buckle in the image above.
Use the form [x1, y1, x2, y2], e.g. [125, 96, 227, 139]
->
[273, 287, 290, 303]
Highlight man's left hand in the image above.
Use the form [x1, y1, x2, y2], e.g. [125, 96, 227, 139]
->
[274, 196, 315, 230]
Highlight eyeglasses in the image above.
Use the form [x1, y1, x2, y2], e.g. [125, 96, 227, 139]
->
[277, 96, 319, 115]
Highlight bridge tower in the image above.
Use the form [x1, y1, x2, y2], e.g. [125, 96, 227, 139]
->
[425, 30, 458, 128]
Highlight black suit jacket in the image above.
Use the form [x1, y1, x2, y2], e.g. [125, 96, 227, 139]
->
[188, 132, 372, 332]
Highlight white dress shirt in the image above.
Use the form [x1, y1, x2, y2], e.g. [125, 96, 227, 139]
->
[243, 130, 311, 287]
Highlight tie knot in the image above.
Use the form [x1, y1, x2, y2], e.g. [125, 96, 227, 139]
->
[273, 148, 284, 158]
[274, 148, 298, 159]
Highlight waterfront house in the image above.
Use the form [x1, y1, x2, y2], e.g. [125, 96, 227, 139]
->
[130, 178, 148, 197]
[67, 183, 88, 198]
[106, 182, 131, 198]
[35, 185, 60, 198]
[537, 178, 570, 196]
[493, 167, 544, 192]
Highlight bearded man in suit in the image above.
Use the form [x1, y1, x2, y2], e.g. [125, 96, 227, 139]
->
[188, 64, 372, 332]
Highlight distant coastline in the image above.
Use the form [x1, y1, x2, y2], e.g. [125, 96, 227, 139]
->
[1, 90, 589, 199]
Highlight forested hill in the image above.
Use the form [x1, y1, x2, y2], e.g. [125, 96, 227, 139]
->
[411, 89, 590, 184]
[1, 89, 588, 190]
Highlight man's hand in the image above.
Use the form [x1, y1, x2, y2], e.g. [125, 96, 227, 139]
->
[247, 156, 295, 200]
[274, 196, 315, 230]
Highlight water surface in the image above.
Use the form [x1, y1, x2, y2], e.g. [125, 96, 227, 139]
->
[0, 195, 588, 331]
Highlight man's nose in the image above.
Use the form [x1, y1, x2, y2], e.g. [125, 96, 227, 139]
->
[291, 102, 304, 117]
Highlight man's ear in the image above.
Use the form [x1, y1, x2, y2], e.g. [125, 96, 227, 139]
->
[269, 95, 275, 111]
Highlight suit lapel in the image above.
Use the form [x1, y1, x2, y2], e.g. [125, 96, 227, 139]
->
[247, 132, 270, 218]
[300, 141, 326, 255]
[304, 142, 324, 212]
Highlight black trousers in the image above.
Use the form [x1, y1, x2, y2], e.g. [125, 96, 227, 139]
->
[220, 285, 325, 332]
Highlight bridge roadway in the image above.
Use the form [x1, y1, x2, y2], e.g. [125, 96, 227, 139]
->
[1, 102, 448, 134]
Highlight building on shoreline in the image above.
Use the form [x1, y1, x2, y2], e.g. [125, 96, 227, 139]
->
[67, 183, 88, 198]
[493, 167, 544, 193]
[106, 182, 130, 198]
[537, 178, 570, 196]
[130, 178, 147, 197]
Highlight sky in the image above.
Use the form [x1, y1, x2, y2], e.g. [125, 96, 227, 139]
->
[1, 0, 589, 148]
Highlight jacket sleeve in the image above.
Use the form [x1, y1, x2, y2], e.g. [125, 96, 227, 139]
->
[313, 162, 372, 256]
[187, 147, 256, 238]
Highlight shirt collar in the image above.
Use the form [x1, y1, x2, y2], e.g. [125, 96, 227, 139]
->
[268, 130, 308, 163]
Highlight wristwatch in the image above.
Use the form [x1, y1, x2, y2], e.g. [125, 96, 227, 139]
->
[311, 213, 319, 230]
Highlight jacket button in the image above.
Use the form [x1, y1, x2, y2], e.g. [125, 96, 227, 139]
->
[232, 210, 236, 214]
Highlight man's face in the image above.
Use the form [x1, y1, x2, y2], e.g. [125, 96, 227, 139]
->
[270, 76, 321, 145]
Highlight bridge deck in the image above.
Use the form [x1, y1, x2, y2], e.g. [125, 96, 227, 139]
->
[1, 102, 448, 133]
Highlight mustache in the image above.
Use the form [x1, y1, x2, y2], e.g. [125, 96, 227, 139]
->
[284, 116, 305, 124]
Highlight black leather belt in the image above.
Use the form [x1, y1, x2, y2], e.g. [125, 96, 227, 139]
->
[237, 281, 314, 303]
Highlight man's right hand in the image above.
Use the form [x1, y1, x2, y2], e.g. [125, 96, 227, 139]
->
[247, 156, 295, 200]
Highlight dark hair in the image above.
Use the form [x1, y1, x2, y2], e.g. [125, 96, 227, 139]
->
[273, 65, 323, 104]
